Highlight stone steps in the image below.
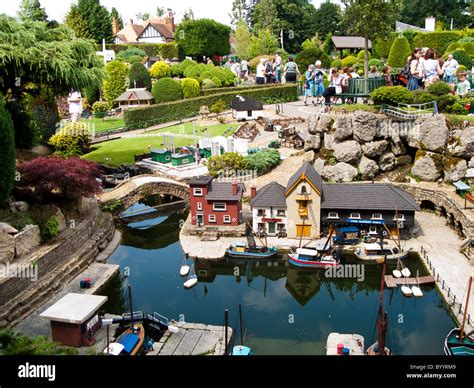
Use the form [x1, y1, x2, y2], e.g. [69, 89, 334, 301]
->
[0, 213, 114, 328]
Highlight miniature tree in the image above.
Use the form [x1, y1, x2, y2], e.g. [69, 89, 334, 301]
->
[387, 35, 411, 69]
[210, 99, 226, 121]
[0, 96, 16, 204]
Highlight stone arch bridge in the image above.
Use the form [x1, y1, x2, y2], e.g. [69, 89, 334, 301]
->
[98, 175, 190, 210]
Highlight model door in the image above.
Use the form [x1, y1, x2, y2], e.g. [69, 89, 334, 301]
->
[296, 224, 311, 238]
[268, 223, 276, 235]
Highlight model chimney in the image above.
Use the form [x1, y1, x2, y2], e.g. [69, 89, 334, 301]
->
[425, 17, 436, 32]
[250, 185, 257, 198]
[232, 181, 238, 196]
[164, 10, 175, 32]
[129, 19, 134, 26]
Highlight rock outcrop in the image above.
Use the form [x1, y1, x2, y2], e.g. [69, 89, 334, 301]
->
[0, 232, 15, 264]
[411, 151, 443, 181]
[333, 140, 362, 164]
[14, 225, 41, 258]
[322, 162, 358, 182]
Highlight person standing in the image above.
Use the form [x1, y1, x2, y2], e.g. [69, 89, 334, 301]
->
[68, 90, 83, 123]
[455, 71, 471, 98]
[323, 68, 344, 112]
[382, 66, 393, 86]
[422, 48, 442, 87]
[304, 64, 316, 105]
[283, 57, 299, 83]
[274, 52, 283, 83]
[241, 59, 249, 80]
[314, 61, 326, 104]
[407, 48, 423, 91]
[265, 60, 274, 84]
[442, 53, 459, 88]
[256, 58, 266, 85]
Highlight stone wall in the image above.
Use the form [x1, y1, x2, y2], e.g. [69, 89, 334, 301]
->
[305, 111, 473, 183]
[0, 202, 115, 326]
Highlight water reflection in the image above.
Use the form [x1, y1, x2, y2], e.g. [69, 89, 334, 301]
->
[101, 200, 457, 355]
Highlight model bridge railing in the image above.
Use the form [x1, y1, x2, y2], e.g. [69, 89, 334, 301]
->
[380, 101, 438, 120]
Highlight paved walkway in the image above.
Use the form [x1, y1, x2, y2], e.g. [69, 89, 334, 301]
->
[405, 211, 474, 328]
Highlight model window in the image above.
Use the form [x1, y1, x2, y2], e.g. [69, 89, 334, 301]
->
[208, 214, 216, 223]
[277, 209, 286, 216]
[277, 223, 286, 231]
[193, 188, 203, 196]
[223, 215, 231, 224]
[197, 202, 203, 211]
[328, 212, 339, 219]
[213, 203, 227, 211]
[372, 213, 383, 220]
[301, 185, 307, 194]
[350, 213, 361, 219]
[369, 225, 378, 234]
[257, 209, 265, 217]
[394, 214, 406, 221]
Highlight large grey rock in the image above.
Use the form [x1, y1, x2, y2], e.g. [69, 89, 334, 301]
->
[358, 156, 380, 180]
[444, 157, 468, 182]
[469, 157, 474, 168]
[14, 225, 41, 258]
[9, 201, 29, 213]
[313, 158, 325, 174]
[361, 140, 388, 158]
[41, 205, 67, 233]
[304, 150, 316, 163]
[315, 113, 334, 134]
[324, 133, 335, 150]
[304, 134, 321, 152]
[308, 115, 318, 135]
[333, 140, 362, 164]
[448, 126, 474, 158]
[379, 152, 396, 172]
[411, 151, 443, 181]
[0, 231, 15, 264]
[333, 116, 353, 142]
[390, 129, 406, 156]
[322, 162, 358, 182]
[352, 111, 379, 143]
[0, 223, 18, 235]
[408, 114, 449, 152]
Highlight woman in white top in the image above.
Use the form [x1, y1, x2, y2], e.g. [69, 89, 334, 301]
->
[323, 68, 344, 111]
[422, 49, 442, 87]
[442, 54, 459, 85]
[407, 48, 423, 91]
[256, 58, 266, 85]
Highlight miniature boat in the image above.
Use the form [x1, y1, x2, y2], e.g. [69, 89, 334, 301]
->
[326, 333, 365, 355]
[355, 242, 408, 262]
[288, 247, 340, 268]
[180, 256, 190, 277]
[401, 285, 413, 297]
[393, 258, 411, 278]
[184, 264, 198, 289]
[231, 305, 254, 356]
[411, 271, 423, 297]
[226, 242, 278, 259]
[113, 323, 145, 355]
[444, 277, 474, 356]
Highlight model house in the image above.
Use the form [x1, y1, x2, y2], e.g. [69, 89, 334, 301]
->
[189, 176, 245, 227]
[114, 12, 175, 44]
[251, 162, 419, 240]
[250, 182, 288, 236]
[231, 96, 264, 121]
[115, 88, 154, 109]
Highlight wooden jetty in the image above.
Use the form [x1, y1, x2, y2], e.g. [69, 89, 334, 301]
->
[384, 275, 435, 288]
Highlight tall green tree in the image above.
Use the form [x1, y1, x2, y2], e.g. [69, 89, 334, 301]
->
[314, 2, 342, 38]
[0, 96, 16, 204]
[248, 29, 279, 58]
[342, 0, 398, 78]
[156, 7, 165, 17]
[229, 0, 249, 26]
[102, 60, 129, 107]
[251, 0, 318, 53]
[136, 12, 150, 21]
[175, 19, 231, 58]
[399, 0, 472, 29]
[110, 7, 123, 30]
[234, 20, 252, 60]
[17, 0, 48, 22]
[66, 0, 113, 44]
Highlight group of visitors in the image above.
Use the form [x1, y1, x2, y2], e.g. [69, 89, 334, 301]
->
[404, 47, 470, 98]
[255, 53, 300, 85]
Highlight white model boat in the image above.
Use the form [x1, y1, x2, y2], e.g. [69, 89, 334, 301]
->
[411, 271, 423, 297]
[355, 242, 408, 262]
[180, 257, 190, 277]
[401, 285, 413, 297]
[183, 264, 198, 289]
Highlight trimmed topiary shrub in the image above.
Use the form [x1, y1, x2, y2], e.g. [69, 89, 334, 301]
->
[183, 64, 202, 79]
[92, 101, 109, 118]
[149, 61, 171, 79]
[414, 31, 463, 54]
[211, 76, 222, 88]
[116, 47, 147, 62]
[330, 59, 342, 69]
[295, 48, 331, 71]
[151, 77, 183, 103]
[444, 41, 463, 55]
[387, 35, 412, 68]
[129, 62, 152, 91]
[371, 86, 414, 106]
[412, 90, 437, 104]
[427, 81, 452, 97]
[202, 79, 217, 89]
[452, 49, 472, 69]
[368, 58, 382, 69]
[170, 64, 183, 78]
[49, 122, 92, 156]
[102, 60, 129, 107]
[463, 42, 474, 56]
[0, 95, 15, 204]
[179, 59, 197, 72]
[181, 78, 200, 99]
[357, 50, 371, 60]
[341, 56, 358, 68]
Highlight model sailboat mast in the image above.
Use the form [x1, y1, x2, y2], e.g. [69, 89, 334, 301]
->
[460, 276, 473, 342]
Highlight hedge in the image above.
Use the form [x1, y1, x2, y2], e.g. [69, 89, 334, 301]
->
[370, 86, 414, 106]
[414, 31, 463, 55]
[105, 43, 179, 59]
[124, 85, 298, 130]
[387, 36, 411, 69]
[200, 84, 284, 96]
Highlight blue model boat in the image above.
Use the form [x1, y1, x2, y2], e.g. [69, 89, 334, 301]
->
[226, 242, 278, 259]
[231, 305, 254, 356]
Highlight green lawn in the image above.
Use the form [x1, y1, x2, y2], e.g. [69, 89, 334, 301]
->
[80, 117, 125, 133]
[147, 122, 237, 137]
[83, 123, 238, 166]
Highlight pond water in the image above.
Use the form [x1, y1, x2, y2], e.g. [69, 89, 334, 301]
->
[101, 198, 456, 355]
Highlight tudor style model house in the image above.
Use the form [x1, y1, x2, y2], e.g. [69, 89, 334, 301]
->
[250, 182, 288, 237]
[189, 176, 245, 227]
[113, 12, 175, 44]
[251, 162, 419, 240]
